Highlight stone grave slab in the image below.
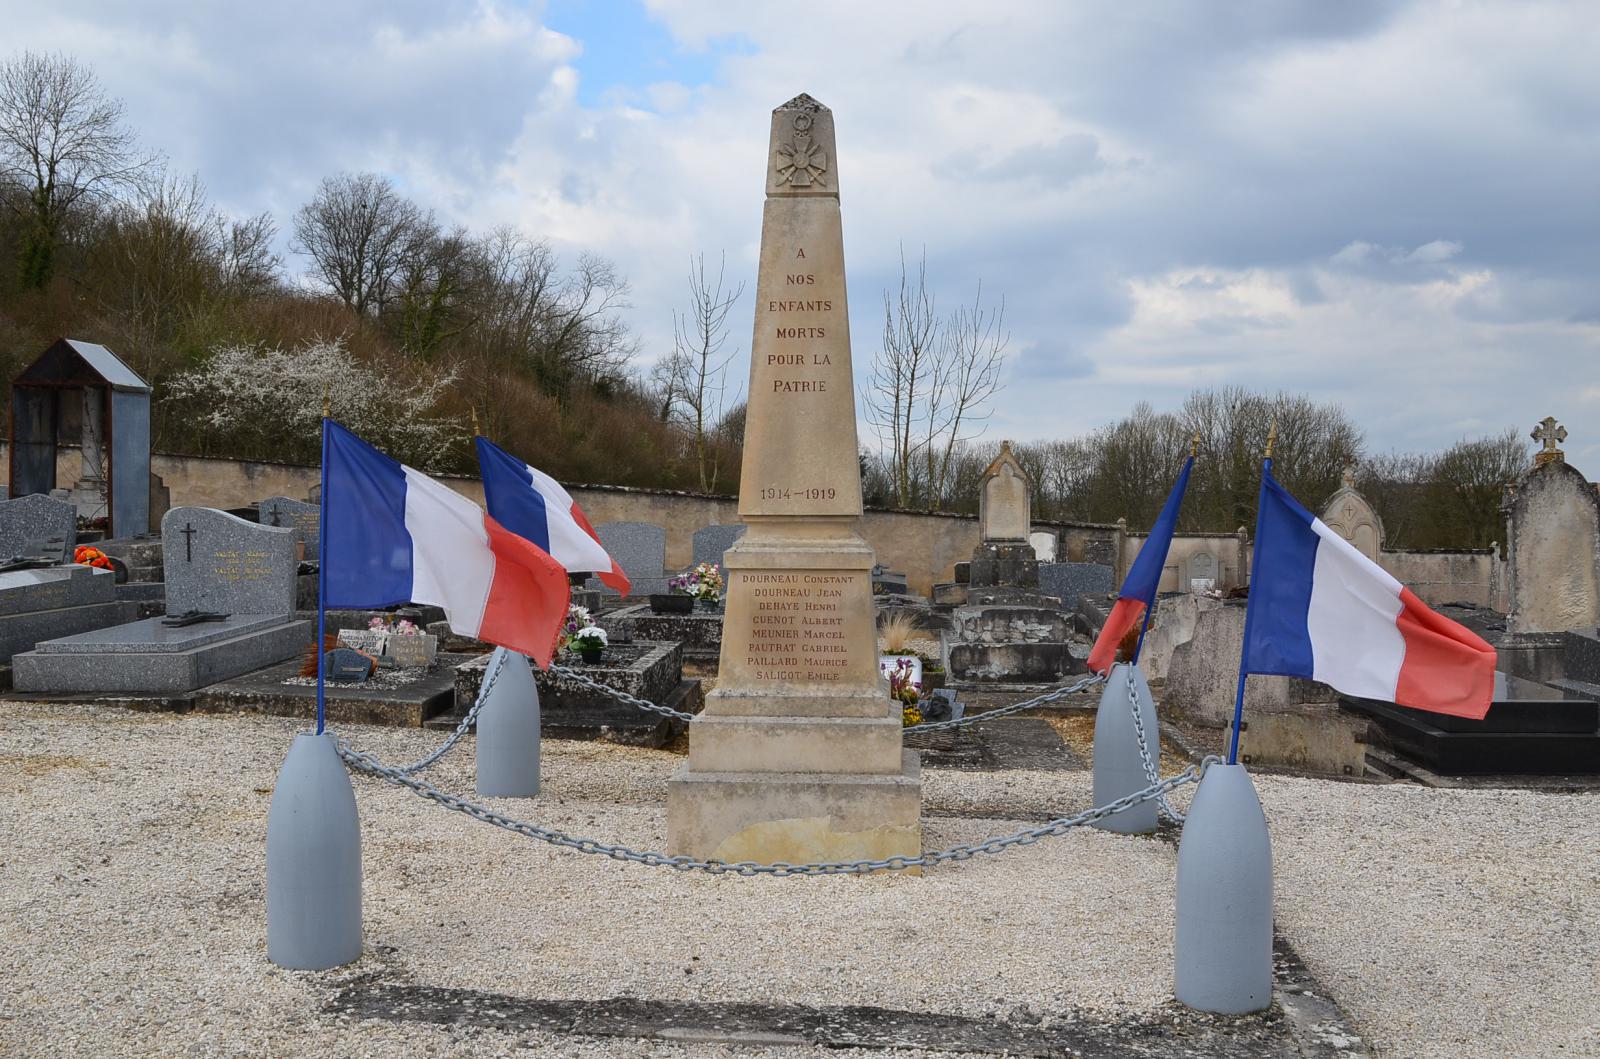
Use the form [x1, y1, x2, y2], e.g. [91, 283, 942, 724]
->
[1037, 562, 1114, 607]
[1341, 672, 1600, 775]
[0, 565, 136, 662]
[587, 521, 670, 597]
[12, 507, 307, 693]
[0, 494, 76, 561]
[1029, 531, 1057, 563]
[256, 496, 319, 556]
[453, 641, 699, 745]
[605, 603, 723, 662]
[194, 652, 477, 727]
[13, 615, 311, 693]
[691, 523, 745, 569]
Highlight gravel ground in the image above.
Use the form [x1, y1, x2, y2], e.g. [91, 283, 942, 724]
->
[1, 703, 1596, 1058]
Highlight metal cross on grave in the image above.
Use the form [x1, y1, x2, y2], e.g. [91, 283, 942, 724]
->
[181, 522, 197, 562]
[1532, 416, 1567, 464]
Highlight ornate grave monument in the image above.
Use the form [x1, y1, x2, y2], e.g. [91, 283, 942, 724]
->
[667, 94, 922, 863]
[8, 339, 151, 538]
[941, 442, 1082, 685]
[1500, 418, 1600, 681]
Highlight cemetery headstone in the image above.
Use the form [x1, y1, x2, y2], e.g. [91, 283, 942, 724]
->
[691, 523, 746, 569]
[1029, 531, 1058, 563]
[0, 565, 134, 662]
[591, 521, 671, 595]
[164, 507, 297, 617]
[1319, 468, 1385, 561]
[0, 494, 76, 561]
[1505, 419, 1600, 636]
[257, 496, 320, 556]
[668, 93, 921, 864]
[1186, 551, 1219, 593]
[978, 441, 1031, 542]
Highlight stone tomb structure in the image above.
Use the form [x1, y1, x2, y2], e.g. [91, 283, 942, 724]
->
[8, 339, 151, 538]
[1500, 419, 1600, 681]
[0, 565, 135, 665]
[0, 493, 76, 561]
[940, 442, 1082, 685]
[14, 507, 310, 694]
[667, 94, 921, 864]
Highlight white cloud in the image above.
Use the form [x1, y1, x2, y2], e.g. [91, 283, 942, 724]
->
[5, 0, 1598, 468]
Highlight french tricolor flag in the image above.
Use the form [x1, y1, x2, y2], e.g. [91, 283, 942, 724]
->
[475, 436, 630, 595]
[322, 421, 569, 668]
[1242, 465, 1495, 719]
[1088, 455, 1194, 674]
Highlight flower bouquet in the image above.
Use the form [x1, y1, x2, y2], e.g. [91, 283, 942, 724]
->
[74, 545, 114, 572]
[559, 604, 598, 652]
[888, 657, 924, 727]
[573, 626, 608, 662]
[671, 562, 724, 610]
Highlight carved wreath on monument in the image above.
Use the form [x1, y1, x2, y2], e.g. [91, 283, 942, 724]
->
[775, 112, 828, 187]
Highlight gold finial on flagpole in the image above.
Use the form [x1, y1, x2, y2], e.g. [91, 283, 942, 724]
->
[1189, 432, 1201, 459]
[322, 383, 331, 420]
[470, 407, 481, 437]
[1264, 420, 1278, 459]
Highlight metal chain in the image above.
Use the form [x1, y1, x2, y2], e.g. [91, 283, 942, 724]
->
[381, 648, 510, 775]
[1124, 664, 1185, 824]
[903, 671, 1106, 733]
[334, 736, 1211, 875]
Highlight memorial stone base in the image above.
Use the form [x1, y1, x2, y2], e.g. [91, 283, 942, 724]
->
[667, 526, 922, 864]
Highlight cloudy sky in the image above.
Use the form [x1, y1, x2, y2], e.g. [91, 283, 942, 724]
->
[9, 1, 1599, 464]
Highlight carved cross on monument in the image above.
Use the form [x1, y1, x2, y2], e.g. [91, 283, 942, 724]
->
[180, 522, 197, 562]
[1532, 416, 1567, 466]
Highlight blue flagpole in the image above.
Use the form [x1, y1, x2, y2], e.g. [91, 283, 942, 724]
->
[315, 412, 329, 736]
[1227, 450, 1273, 765]
[1130, 452, 1195, 667]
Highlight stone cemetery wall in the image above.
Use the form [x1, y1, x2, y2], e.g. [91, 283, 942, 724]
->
[1378, 549, 1504, 610]
[1121, 531, 1249, 594]
[12, 442, 1510, 608]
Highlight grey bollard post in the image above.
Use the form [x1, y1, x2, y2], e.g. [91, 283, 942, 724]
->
[475, 647, 541, 798]
[1175, 761, 1273, 1013]
[266, 732, 362, 970]
[1091, 662, 1159, 834]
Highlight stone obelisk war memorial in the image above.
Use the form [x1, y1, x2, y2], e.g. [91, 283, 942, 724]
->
[667, 94, 923, 863]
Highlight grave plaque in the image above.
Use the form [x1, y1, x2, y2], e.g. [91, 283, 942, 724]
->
[257, 496, 320, 555]
[1187, 552, 1218, 593]
[162, 507, 297, 616]
[384, 634, 437, 668]
[325, 647, 372, 683]
[669, 94, 921, 865]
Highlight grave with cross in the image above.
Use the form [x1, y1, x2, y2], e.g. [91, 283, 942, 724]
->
[11, 506, 311, 694]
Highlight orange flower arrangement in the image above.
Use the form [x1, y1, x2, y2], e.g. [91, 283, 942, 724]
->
[74, 545, 114, 571]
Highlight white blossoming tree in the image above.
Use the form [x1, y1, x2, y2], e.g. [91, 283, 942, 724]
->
[167, 337, 462, 469]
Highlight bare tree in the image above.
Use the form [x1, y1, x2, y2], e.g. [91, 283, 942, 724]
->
[291, 171, 428, 316]
[654, 252, 744, 491]
[924, 282, 1007, 506]
[90, 171, 279, 373]
[863, 246, 938, 506]
[0, 51, 156, 288]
